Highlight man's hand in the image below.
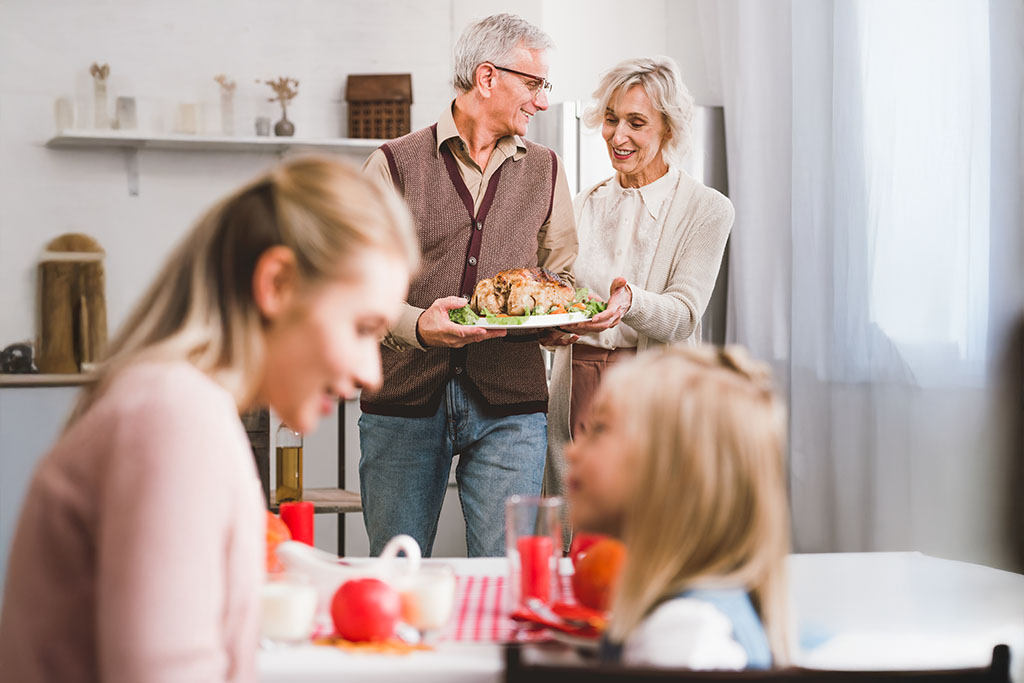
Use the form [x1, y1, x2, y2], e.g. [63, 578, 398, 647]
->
[417, 296, 507, 348]
[561, 277, 632, 334]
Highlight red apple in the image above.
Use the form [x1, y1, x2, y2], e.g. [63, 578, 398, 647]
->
[570, 533, 607, 567]
[571, 538, 626, 611]
[330, 578, 401, 642]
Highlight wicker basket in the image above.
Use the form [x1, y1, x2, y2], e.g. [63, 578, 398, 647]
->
[345, 74, 412, 139]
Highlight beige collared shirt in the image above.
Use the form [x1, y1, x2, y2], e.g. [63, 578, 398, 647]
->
[575, 167, 681, 349]
[363, 101, 577, 350]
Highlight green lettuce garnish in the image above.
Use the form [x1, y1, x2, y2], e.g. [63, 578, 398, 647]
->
[448, 291, 608, 325]
[574, 288, 608, 317]
[484, 315, 529, 325]
[583, 299, 608, 317]
[448, 304, 479, 325]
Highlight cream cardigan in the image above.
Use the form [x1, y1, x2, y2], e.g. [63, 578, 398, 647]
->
[544, 169, 734, 502]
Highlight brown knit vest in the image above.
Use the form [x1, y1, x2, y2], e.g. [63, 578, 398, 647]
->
[360, 124, 557, 417]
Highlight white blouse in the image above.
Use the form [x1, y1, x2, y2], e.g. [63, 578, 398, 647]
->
[574, 167, 681, 349]
[622, 597, 748, 670]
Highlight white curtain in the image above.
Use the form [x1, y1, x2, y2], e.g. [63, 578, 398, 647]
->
[705, 0, 1024, 570]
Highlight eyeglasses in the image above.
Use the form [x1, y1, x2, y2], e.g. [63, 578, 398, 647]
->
[491, 64, 553, 95]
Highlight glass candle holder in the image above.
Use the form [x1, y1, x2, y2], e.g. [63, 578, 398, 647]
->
[505, 495, 564, 611]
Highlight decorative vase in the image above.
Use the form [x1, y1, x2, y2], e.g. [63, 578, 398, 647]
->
[220, 91, 235, 136]
[176, 103, 198, 134]
[93, 78, 108, 129]
[274, 113, 294, 137]
[89, 63, 110, 129]
[54, 97, 74, 131]
[114, 97, 136, 130]
[214, 75, 237, 136]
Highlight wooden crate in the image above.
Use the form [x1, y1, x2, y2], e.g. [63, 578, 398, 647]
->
[345, 74, 412, 139]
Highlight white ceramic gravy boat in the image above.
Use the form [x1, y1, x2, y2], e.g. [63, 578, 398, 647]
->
[274, 534, 422, 611]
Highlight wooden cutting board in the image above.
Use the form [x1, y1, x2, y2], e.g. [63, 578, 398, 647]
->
[37, 233, 107, 374]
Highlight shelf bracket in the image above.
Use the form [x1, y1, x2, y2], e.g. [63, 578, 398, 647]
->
[123, 148, 139, 197]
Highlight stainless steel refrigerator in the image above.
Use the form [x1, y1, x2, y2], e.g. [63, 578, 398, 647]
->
[527, 101, 730, 344]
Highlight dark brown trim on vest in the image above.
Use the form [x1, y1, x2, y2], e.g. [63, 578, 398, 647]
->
[484, 401, 548, 417]
[439, 142, 476, 219]
[543, 149, 557, 226]
[438, 142, 506, 300]
[502, 333, 540, 343]
[458, 369, 548, 416]
[463, 164, 504, 292]
[361, 391, 444, 418]
[380, 144, 402, 194]
[361, 396, 547, 418]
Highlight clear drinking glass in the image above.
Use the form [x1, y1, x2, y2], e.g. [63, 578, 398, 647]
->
[399, 563, 456, 643]
[505, 495, 564, 612]
[260, 572, 317, 645]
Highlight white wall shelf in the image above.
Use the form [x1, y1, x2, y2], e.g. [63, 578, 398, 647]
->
[45, 130, 385, 196]
[0, 373, 93, 388]
[45, 130, 386, 154]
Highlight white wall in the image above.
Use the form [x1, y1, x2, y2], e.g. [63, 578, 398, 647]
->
[664, 0, 723, 106]
[540, 0, 720, 107]
[541, 0, 667, 103]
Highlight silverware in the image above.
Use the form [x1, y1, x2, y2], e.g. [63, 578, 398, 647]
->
[524, 598, 589, 629]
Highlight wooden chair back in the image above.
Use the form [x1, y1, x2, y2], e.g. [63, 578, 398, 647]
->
[504, 643, 1011, 683]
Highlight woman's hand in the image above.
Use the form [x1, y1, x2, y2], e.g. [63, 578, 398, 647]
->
[562, 277, 633, 334]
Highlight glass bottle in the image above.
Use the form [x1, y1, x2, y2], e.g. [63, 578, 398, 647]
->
[275, 422, 303, 503]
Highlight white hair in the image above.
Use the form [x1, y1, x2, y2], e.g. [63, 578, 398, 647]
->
[453, 13, 554, 94]
[583, 56, 695, 164]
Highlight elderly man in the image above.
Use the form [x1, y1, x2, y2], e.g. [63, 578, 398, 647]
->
[360, 13, 577, 557]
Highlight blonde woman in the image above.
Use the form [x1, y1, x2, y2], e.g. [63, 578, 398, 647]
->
[565, 345, 791, 670]
[0, 157, 417, 682]
[546, 56, 733, 506]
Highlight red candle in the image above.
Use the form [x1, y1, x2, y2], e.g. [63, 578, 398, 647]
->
[279, 501, 314, 545]
[517, 535, 554, 604]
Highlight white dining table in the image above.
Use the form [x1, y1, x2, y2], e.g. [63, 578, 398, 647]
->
[259, 552, 1024, 683]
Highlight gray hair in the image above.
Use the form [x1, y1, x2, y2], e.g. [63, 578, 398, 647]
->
[453, 13, 554, 94]
[583, 56, 695, 164]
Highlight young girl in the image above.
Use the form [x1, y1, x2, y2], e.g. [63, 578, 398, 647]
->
[565, 345, 791, 670]
[0, 157, 418, 682]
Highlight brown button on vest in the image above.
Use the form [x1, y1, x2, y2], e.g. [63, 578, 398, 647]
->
[360, 124, 558, 417]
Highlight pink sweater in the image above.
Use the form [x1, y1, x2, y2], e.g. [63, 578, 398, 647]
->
[0, 361, 265, 682]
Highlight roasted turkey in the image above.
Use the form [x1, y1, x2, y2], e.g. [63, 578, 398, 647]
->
[470, 268, 575, 316]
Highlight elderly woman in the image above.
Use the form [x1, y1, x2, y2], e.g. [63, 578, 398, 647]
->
[546, 56, 734, 501]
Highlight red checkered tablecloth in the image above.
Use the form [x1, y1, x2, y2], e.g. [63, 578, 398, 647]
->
[445, 573, 574, 643]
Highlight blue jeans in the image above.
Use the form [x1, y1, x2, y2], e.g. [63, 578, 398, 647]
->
[358, 379, 547, 558]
